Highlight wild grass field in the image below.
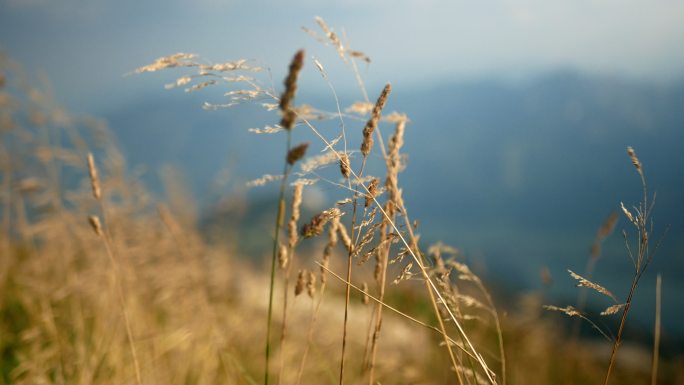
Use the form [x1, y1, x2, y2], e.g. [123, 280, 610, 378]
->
[1, 18, 683, 385]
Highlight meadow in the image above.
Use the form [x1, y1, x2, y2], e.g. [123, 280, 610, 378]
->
[1, 18, 682, 385]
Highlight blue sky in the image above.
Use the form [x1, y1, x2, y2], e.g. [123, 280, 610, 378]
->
[1, 0, 683, 112]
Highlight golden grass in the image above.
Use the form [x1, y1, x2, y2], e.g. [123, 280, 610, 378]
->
[1, 17, 682, 385]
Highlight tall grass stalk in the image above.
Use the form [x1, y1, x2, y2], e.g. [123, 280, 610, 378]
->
[265, 49, 304, 385]
[604, 147, 658, 385]
[339, 83, 391, 385]
[87, 152, 142, 385]
[650, 274, 662, 385]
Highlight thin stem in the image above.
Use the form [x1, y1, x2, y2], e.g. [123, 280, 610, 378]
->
[339, 157, 365, 385]
[339, 248, 353, 385]
[277, 265, 291, 385]
[101, 235, 142, 385]
[278, 184, 301, 385]
[475, 279, 506, 385]
[650, 274, 661, 385]
[97, 200, 142, 385]
[606, 164, 654, 384]
[265, 130, 292, 385]
[367, 217, 389, 385]
[401, 217, 464, 385]
[603, 274, 638, 385]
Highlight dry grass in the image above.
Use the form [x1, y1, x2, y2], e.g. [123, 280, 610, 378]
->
[1, 18, 683, 385]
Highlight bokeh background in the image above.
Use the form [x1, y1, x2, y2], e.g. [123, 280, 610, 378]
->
[2, 0, 683, 344]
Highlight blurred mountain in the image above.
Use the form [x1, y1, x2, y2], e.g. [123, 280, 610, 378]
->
[106, 71, 684, 336]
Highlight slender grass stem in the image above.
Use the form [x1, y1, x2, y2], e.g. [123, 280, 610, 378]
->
[339, 156, 366, 385]
[265, 130, 292, 385]
[650, 274, 661, 385]
[603, 275, 638, 385]
[87, 151, 142, 385]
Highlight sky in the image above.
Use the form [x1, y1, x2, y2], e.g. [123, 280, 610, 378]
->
[1, 0, 684, 113]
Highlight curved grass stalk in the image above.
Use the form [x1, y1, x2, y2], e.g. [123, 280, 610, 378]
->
[265, 129, 292, 385]
[604, 147, 661, 385]
[87, 153, 142, 385]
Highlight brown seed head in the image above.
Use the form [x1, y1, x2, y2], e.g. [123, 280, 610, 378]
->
[295, 270, 306, 296]
[280, 50, 305, 130]
[301, 213, 326, 238]
[280, 110, 297, 131]
[365, 177, 379, 208]
[339, 153, 351, 178]
[300, 208, 340, 238]
[87, 152, 101, 200]
[361, 84, 391, 156]
[287, 142, 309, 165]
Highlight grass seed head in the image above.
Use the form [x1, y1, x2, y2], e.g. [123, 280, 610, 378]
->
[301, 214, 326, 238]
[300, 208, 340, 238]
[543, 305, 582, 318]
[88, 215, 103, 237]
[365, 177, 379, 208]
[87, 152, 101, 200]
[626, 146, 642, 175]
[361, 84, 391, 156]
[295, 270, 306, 296]
[568, 270, 617, 302]
[306, 270, 316, 298]
[620, 202, 636, 225]
[288, 184, 304, 249]
[601, 303, 626, 316]
[287, 142, 309, 165]
[280, 50, 305, 130]
[278, 243, 289, 269]
[339, 153, 351, 178]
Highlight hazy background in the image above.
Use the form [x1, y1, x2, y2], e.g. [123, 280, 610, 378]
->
[2, 0, 683, 341]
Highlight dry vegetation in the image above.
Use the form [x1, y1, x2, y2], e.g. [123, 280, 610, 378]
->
[1, 19, 683, 385]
